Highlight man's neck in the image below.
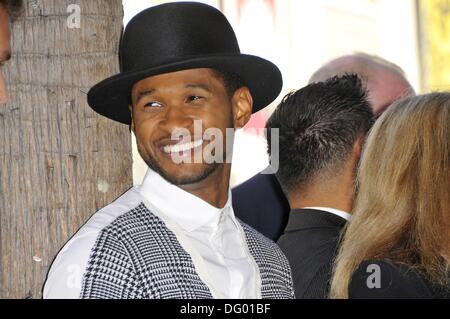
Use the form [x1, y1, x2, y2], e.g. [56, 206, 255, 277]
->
[179, 164, 231, 209]
[288, 173, 354, 214]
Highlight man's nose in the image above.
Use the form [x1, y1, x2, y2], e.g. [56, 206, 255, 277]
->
[0, 69, 9, 104]
[159, 105, 194, 133]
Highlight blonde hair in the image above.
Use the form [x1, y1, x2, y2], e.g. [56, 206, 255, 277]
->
[330, 93, 450, 298]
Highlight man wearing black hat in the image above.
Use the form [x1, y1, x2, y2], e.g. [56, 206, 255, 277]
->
[43, 2, 293, 299]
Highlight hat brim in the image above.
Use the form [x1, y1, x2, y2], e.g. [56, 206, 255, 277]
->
[87, 54, 283, 124]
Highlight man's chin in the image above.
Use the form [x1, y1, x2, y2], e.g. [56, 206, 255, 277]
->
[147, 161, 219, 186]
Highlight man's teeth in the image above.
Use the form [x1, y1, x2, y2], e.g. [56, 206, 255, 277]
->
[163, 140, 204, 154]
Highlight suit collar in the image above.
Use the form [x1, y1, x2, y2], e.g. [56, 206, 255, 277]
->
[284, 208, 348, 233]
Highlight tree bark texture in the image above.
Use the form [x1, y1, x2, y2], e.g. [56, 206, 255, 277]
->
[0, 0, 131, 298]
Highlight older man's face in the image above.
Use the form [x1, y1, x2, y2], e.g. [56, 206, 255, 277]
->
[0, 5, 11, 104]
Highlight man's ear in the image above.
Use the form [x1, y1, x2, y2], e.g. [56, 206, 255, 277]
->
[349, 135, 366, 180]
[231, 87, 253, 129]
[352, 135, 365, 159]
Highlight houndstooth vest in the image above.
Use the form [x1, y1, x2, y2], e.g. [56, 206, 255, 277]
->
[79, 203, 294, 299]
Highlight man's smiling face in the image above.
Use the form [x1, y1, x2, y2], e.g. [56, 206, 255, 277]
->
[130, 68, 251, 186]
[0, 5, 11, 103]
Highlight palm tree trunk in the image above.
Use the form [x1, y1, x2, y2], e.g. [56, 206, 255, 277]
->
[0, 0, 131, 298]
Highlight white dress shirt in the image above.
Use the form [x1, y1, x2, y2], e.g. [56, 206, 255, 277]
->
[138, 169, 261, 299]
[303, 206, 352, 221]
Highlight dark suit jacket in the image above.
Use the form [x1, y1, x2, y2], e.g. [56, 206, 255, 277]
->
[277, 209, 347, 299]
[350, 260, 450, 299]
[232, 171, 290, 241]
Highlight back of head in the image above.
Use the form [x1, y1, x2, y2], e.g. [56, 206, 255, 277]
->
[309, 53, 414, 115]
[331, 92, 450, 298]
[266, 74, 374, 197]
[309, 53, 406, 84]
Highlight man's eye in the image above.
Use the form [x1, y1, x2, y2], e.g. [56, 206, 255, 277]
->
[144, 101, 163, 108]
[187, 95, 203, 103]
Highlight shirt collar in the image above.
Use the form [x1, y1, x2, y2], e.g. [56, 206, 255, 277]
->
[303, 207, 352, 221]
[138, 168, 234, 232]
[284, 208, 348, 233]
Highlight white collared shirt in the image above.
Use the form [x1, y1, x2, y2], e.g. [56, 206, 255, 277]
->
[138, 169, 261, 299]
[303, 207, 352, 221]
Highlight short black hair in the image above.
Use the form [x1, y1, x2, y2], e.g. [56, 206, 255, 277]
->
[266, 74, 374, 194]
[0, 0, 23, 21]
[213, 69, 246, 99]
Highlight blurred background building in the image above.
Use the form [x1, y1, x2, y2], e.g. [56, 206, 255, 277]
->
[123, 0, 450, 187]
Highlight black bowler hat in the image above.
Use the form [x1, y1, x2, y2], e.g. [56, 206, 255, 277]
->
[87, 1, 283, 125]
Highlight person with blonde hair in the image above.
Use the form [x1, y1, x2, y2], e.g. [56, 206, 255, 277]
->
[330, 92, 450, 299]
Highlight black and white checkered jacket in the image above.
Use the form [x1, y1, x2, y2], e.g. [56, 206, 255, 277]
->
[43, 188, 294, 299]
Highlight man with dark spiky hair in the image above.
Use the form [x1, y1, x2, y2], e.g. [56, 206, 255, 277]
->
[267, 75, 374, 298]
[0, 0, 22, 103]
[232, 53, 415, 242]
